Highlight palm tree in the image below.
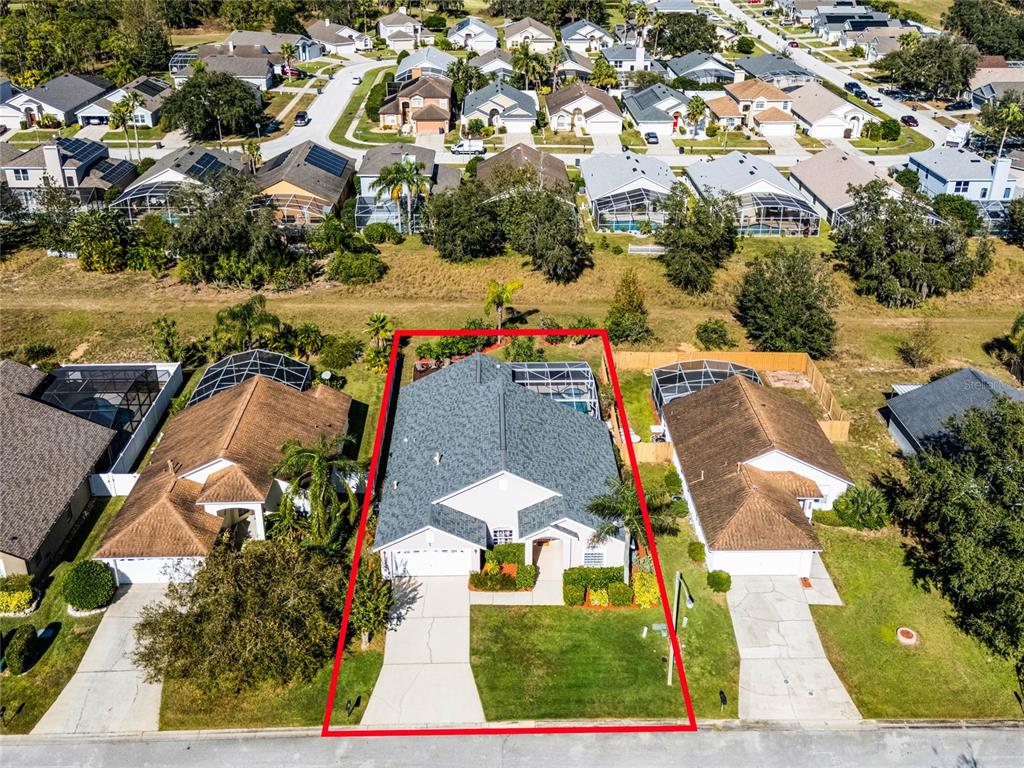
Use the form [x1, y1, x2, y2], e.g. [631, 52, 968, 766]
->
[294, 322, 324, 361]
[512, 43, 543, 91]
[280, 42, 298, 81]
[108, 101, 133, 162]
[484, 278, 523, 333]
[242, 138, 262, 173]
[365, 312, 394, 350]
[587, 474, 678, 552]
[686, 95, 706, 137]
[996, 100, 1024, 157]
[635, 4, 650, 47]
[546, 48, 562, 88]
[210, 294, 280, 355]
[649, 11, 666, 55]
[369, 159, 431, 234]
[120, 91, 145, 163]
[272, 434, 362, 554]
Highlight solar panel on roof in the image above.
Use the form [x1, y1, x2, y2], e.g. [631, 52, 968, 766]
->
[97, 159, 137, 186]
[57, 137, 105, 166]
[134, 78, 167, 98]
[304, 144, 348, 176]
[189, 152, 225, 179]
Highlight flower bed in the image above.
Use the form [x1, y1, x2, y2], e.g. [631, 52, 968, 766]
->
[469, 546, 537, 591]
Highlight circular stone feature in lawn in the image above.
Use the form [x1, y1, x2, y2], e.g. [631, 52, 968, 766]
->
[897, 627, 919, 646]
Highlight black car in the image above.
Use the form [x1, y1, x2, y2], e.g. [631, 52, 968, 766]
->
[644, 132, 659, 145]
[900, 114, 919, 127]
[293, 111, 309, 126]
[944, 100, 971, 112]
[844, 81, 860, 93]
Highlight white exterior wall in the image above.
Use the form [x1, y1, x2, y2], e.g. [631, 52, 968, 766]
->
[505, 33, 556, 53]
[758, 120, 797, 137]
[102, 556, 201, 585]
[436, 471, 556, 539]
[378, 528, 482, 577]
[503, 117, 534, 133]
[636, 119, 676, 138]
[708, 548, 815, 577]
[745, 450, 850, 509]
[180, 457, 236, 485]
[587, 113, 624, 134]
[449, 30, 498, 52]
[803, 115, 849, 139]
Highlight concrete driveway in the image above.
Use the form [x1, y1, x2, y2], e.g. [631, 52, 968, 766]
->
[727, 567, 860, 723]
[362, 576, 485, 726]
[33, 585, 166, 735]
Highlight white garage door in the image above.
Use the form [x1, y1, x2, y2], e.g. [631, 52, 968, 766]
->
[386, 548, 473, 577]
[809, 124, 846, 139]
[102, 557, 198, 584]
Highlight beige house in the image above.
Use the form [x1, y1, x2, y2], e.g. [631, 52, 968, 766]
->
[256, 140, 355, 225]
[708, 79, 795, 137]
[545, 82, 623, 135]
[379, 75, 453, 135]
[504, 17, 557, 53]
[788, 83, 869, 139]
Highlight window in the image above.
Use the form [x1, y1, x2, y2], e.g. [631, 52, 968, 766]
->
[1004, 188, 1012, 199]
[755, 100, 765, 110]
[492, 528, 513, 544]
[411, 96, 423, 107]
[980, 187, 987, 199]
[953, 180, 969, 194]
[13, 169, 28, 181]
[583, 548, 604, 567]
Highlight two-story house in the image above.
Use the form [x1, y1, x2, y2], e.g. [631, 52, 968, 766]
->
[906, 147, 1021, 227]
[378, 75, 453, 135]
[378, 7, 434, 51]
[706, 79, 796, 136]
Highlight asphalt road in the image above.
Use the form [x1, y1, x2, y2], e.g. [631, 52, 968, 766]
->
[3, 724, 1023, 768]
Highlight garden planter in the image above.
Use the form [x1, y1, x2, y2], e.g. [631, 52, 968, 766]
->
[67, 603, 109, 618]
[896, 626, 919, 646]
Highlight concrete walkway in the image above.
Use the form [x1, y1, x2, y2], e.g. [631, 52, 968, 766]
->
[362, 576, 485, 726]
[592, 132, 623, 154]
[33, 585, 166, 735]
[765, 134, 809, 158]
[727, 569, 860, 723]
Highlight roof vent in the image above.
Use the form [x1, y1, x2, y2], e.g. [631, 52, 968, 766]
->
[392, 479, 398, 489]
[434, 451, 441, 465]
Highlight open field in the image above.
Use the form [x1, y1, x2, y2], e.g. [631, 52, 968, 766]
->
[812, 526, 1021, 719]
[888, 0, 953, 27]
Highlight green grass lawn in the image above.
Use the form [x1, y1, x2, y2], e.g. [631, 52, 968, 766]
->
[618, 370, 658, 441]
[540, 127, 593, 146]
[674, 131, 770, 152]
[8, 124, 80, 145]
[620, 129, 646, 148]
[638, 463, 741, 720]
[851, 129, 934, 155]
[101, 126, 166, 142]
[795, 131, 826, 150]
[329, 66, 409, 148]
[470, 605, 687, 721]
[0, 496, 124, 734]
[164, 641, 384, 729]
[812, 526, 1022, 719]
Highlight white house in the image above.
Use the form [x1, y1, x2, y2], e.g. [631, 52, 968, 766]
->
[76, 76, 171, 128]
[93, 355, 352, 584]
[1, 138, 137, 212]
[305, 19, 373, 54]
[447, 17, 499, 52]
[556, 48, 595, 83]
[623, 83, 702, 138]
[907, 147, 1021, 204]
[560, 19, 614, 53]
[378, 7, 434, 51]
[504, 17, 557, 53]
[581, 151, 676, 231]
[0, 73, 113, 130]
[172, 54, 275, 90]
[603, 44, 661, 82]
[790, 147, 896, 224]
[374, 354, 627, 579]
[664, 51, 734, 84]
[462, 81, 537, 133]
[225, 29, 322, 61]
[788, 82, 869, 139]
[662, 375, 853, 577]
[468, 49, 515, 81]
[545, 82, 623, 135]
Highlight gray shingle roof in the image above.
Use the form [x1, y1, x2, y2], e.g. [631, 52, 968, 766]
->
[686, 151, 797, 197]
[374, 354, 620, 549]
[581, 151, 676, 200]
[666, 51, 732, 78]
[256, 140, 354, 202]
[463, 81, 536, 120]
[504, 17, 556, 40]
[884, 368, 1023, 454]
[358, 143, 436, 178]
[624, 83, 689, 123]
[23, 73, 113, 113]
[468, 49, 514, 72]
[396, 46, 457, 79]
[561, 20, 613, 41]
[451, 17, 498, 38]
[1, 360, 115, 562]
[909, 147, 1001, 182]
[736, 54, 815, 80]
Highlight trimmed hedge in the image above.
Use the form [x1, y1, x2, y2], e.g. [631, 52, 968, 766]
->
[489, 543, 525, 566]
[470, 570, 516, 591]
[707, 570, 732, 593]
[663, 467, 682, 494]
[634, 572, 660, 608]
[589, 587, 610, 607]
[608, 582, 634, 607]
[515, 563, 537, 590]
[5, 623, 37, 675]
[563, 584, 585, 605]
[62, 560, 116, 611]
[687, 541, 706, 563]
[0, 574, 34, 613]
[563, 566, 623, 590]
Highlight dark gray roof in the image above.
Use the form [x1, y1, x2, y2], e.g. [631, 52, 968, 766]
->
[624, 83, 689, 123]
[468, 49, 514, 71]
[0, 360, 115, 562]
[884, 368, 1023, 454]
[374, 354, 621, 549]
[736, 54, 815, 80]
[129, 145, 242, 187]
[23, 73, 113, 112]
[256, 140, 354, 201]
[666, 51, 732, 78]
[358, 143, 436, 177]
[463, 81, 536, 120]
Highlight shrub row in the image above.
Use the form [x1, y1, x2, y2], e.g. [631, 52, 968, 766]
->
[608, 582, 634, 607]
[469, 570, 516, 591]
[563, 566, 623, 590]
[563, 584, 585, 605]
[62, 560, 116, 611]
[515, 563, 537, 590]
[633, 572, 660, 608]
[486, 543, 525, 566]
[0, 575, 34, 613]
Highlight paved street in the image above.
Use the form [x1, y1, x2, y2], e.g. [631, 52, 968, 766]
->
[4, 724, 1023, 767]
[32, 585, 166, 736]
[362, 577, 485, 726]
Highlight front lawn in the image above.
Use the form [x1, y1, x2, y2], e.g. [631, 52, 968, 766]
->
[674, 131, 770, 152]
[0, 496, 124, 734]
[539, 127, 593, 146]
[163, 641, 384, 729]
[620, 129, 646, 148]
[639, 463, 741, 719]
[812, 526, 1022, 719]
[101, 126, 166, 142]
[851, 129, 934, 155]
[470, 605, 686, 720]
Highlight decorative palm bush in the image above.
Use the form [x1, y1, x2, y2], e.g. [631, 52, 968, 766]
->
[833, 485, 889, 530]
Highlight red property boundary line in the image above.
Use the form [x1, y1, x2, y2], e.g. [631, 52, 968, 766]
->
[321, 328, 698, 737]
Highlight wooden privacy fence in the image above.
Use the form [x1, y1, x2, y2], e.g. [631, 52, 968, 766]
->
[603, 350, 850, 444]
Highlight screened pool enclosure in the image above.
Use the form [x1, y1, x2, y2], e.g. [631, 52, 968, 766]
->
[189, 350, 311, 406]
[651, 359, 762, 418]
[508, 361, 601, 419]
[589, 187, 668, 232]
[736, 192, 820, 237]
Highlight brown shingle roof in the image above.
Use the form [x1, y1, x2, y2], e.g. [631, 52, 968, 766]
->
[95, 377, 352, 559]
[753, 106, 795, 123]
[727, 78, 790, 102]
[476, 143, 569, 191]
[663, 376, 851, 551]
[545, 82, 621, 117]
[706, 95, 741, 118]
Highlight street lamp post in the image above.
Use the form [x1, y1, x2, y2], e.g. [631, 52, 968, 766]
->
[667, 570, 694, 686]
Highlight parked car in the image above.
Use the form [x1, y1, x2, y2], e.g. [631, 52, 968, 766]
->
[644, 132, 659, 145]
[293, 111, 309, 126]
[451, 139, 485, 155]
[281, 66, 303, 79]
[944, 100, 971, 112]
[780, 19, 794, 26]
[351, 74, 362, 85]
[844, 81, 860, 93]
[788, 40, 799, 48]
[866, 95, 883, 107]
[900, 115, 919, 127]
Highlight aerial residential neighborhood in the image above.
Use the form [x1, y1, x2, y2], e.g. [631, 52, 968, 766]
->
[0, 0, 1022, 766]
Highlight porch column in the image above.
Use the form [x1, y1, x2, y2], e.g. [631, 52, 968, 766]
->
[253, 505, 267, 540]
